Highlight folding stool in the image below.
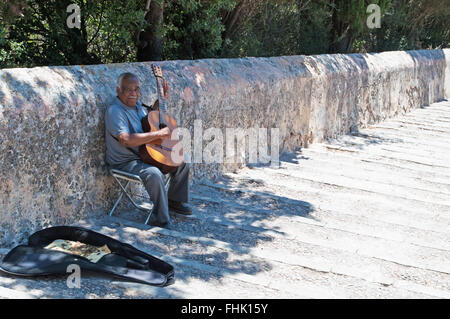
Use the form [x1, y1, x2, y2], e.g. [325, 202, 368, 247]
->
[108, 168, 171, 225]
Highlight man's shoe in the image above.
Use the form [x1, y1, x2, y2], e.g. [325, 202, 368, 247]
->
[147, 220, 171, 228]
[168, 200, 192, 215]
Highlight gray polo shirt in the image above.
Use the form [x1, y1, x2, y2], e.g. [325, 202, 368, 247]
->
[105, 97, 150, 166]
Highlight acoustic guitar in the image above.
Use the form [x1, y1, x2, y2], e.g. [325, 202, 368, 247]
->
[139, 64, 184, 174]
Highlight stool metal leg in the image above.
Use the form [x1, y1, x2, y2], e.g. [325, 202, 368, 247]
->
[109, 170, 171, 226]
[144, 210, 153, 225]
[109, 181, 130, 216]
[164, 174, 171, 192]
[112, 174, 142, 210]
[111, 174, 155, 225]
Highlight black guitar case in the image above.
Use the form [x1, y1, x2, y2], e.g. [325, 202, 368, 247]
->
[0, 226, 174, 287]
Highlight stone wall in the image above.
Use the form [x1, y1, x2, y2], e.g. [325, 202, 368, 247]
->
[0, 49, 448, 245]
[445, 49, 450, 98]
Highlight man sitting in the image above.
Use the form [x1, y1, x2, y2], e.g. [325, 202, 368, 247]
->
[105, 72, 192, 227]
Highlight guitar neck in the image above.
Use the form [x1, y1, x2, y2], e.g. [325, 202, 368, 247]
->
[155, 77, 166, 113]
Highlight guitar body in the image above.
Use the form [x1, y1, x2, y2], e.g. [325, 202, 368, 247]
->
[139, 110, 184, 174]
[139, 64, 184, 174]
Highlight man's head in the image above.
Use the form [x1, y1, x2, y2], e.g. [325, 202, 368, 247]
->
[116, 72, 140, 107]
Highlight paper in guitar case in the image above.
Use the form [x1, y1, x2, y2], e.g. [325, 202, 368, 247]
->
[0, 226, 174, 287]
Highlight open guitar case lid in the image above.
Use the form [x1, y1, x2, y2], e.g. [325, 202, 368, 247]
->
[0, 226, 174, 287]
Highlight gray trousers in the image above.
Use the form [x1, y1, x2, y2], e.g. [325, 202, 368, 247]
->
[111, 160, 190, 224]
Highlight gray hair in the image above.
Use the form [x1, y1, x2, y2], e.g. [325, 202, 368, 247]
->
[117, 72, 139, 91]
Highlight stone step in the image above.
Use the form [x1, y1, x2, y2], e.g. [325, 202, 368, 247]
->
[281, 151, 450, 197]
[0, 230, 312, 299]
[336, 133, 450, 161]
[401, 119, 450, 130]
[301, 144, 450, 186]
[402, 114, 450, 125]
[370, 119, 450, 134]
[290, 149, 450, 194]
[239, 162, 450, 215]
[192, 184, 450, 252]
[272, 159, 450, 208]
[199, 176, 449, 234]
[379, 118, 450, 132]
[309, 143, 450, 179]
[405, 116, 450, 123]
[387, 111, 450, 127]
[353, 129, 450, 151]
[403, 105, 450, 116]
[302, 141, 450, 183]
[313, 143, 450, 173]
[194, 169, 450, 247]
[411, 111, 450, 117]
[7, 200, 426, 300]
[399, 106, 450, 116]
[72, 218, 411, 298]
[369, 123, 450, 140]
[390, 119, 450, 130]
[190, 191, 449, 252]
[86, 217, 447, 298]
[0, 254, 294, 299]
[195, 178, 450, 275]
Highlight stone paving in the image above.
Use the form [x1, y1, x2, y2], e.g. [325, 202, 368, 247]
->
[0, 100, 449, 299]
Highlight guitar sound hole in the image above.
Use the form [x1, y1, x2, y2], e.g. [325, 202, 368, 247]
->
[159, 123, 167, 129]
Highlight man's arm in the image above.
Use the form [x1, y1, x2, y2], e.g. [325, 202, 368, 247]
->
[117, 127, 171, 148]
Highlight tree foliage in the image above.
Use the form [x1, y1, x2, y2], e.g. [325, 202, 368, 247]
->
[163, 0, 236, 60]
[0, 0, 448, 68]
[0, 0, 145, 68]
[358, 0, 450, 52]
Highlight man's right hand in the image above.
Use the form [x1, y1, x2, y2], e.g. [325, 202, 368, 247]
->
[117, 126, 172, 148]
[157, 126, 171, 138]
